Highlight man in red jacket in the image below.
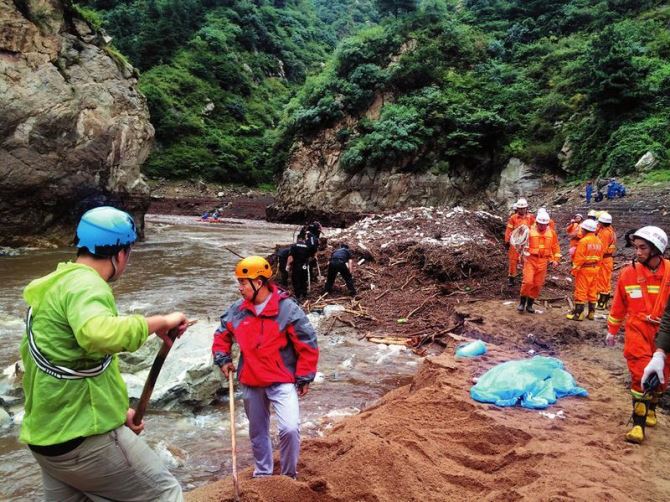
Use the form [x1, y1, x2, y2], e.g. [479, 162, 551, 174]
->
[212, 256, 319, 478]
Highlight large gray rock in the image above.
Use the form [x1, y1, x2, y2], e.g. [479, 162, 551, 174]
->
[120, 325, 222, 409]
[635, 151, 659, 173]
[495, 157, 543, 201]
[0, 0, 153, 246]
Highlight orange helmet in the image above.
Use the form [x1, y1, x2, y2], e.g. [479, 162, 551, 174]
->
[235, 256, 272, 280]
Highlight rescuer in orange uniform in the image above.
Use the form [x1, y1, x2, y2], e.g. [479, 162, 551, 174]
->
[504, 198, 535, 287]
[606, 226, 670, 444]
[595, 212, 616, 310]
[567, 219, 604, 321]
[517, 210, 560, 314]
[566, 213, 583, 263]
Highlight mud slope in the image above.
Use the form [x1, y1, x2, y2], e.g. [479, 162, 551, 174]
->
[187, 300, 670, 501]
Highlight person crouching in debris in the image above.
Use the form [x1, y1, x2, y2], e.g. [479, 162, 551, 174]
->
[566, 219, 604, 321]
[287, 231, 311, 301]
[505, 198, 535, 287]
[212, 256, 319, 477]
[323, 243, 357, 297]
[517, 210, 560, 314]
[606, 226, 670, 444]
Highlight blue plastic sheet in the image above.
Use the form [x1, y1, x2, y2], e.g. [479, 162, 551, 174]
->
[455, 340, 487, 358]
[470, 356, 588, 409]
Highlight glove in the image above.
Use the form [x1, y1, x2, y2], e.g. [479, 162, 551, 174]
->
[641, 351, 666, 387]
[605, 333, 616, 346]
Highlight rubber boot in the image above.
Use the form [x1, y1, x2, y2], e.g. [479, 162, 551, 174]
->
[525, 298, 535, 314]
[566, 303, 585, 321]
[647, 394, 661, 427]
[587, 302, 596, 320]
[602, 293, 610, 310]
[507, 276, 515, 287]
[625, 399, 648, 444]
[517, 296, 527, 313]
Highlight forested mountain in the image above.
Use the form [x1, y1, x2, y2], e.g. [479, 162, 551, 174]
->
[78, 0, 378, 183]
[80, 0, 669, 184]
[274, 0, 670, 180]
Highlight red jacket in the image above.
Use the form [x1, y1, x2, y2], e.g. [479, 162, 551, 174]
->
[212, 287, 319, 387]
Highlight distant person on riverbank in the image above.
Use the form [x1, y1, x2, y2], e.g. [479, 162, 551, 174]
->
[324, 243, 356, 297]
[287, 231, 311, 301]
[273, 246, 291, 287]
[20, 206, 190, 501]
[504, 198, 535, 288]
[585, 181, 593, 204]
[606, 226, 670, 444]
[212, 256, 318, 479]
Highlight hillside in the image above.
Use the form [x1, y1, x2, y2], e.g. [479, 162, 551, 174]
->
[80, 0, 378, 184]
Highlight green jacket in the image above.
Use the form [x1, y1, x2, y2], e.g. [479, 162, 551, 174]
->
[20, 262, 148, 446]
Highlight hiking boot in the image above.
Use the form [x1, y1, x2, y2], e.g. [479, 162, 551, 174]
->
[525, 298, 535, 314]
[517, 296, 527, 313]
[566, 303, 585, 321]
[507, 276, 515, 287]
[587, 302, 596, 320]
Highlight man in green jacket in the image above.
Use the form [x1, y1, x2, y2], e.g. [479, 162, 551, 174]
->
[21, 206, 190, 501]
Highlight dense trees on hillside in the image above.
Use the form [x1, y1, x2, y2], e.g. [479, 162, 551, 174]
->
[76, 0, 670, 183]
[274, 0, 670, 179]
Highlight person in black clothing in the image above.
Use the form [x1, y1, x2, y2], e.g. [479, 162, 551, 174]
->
[287, 232, 311, 300]
[324, 244, 356, 296]
[272, 246, 291, 287]
[305, 221, 322, 280]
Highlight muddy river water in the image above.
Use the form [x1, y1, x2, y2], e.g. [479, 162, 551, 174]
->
[0, 215, 417, 500]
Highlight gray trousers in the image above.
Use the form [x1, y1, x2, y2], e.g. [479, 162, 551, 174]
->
[31, 425, 183, 502]
[242, 383, 300, 478]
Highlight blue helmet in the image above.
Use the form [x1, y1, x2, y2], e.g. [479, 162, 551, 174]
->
[75, 206, 137, 256]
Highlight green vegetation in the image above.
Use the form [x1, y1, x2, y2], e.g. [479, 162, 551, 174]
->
[275, 0, 670, 180]
[75, 0, 670, 184]
[76, 0, 377, 183]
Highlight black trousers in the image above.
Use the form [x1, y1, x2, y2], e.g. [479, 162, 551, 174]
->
[291, 264, 309, 299]
[324, 261, 356, 295]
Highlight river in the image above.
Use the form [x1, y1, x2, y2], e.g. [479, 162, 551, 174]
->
[0, 215, 417, 500]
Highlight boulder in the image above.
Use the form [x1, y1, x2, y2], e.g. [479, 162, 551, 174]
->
[495, 158, 543, 202]
[0, 0, 153, 247]
[635, 151, 659, 173]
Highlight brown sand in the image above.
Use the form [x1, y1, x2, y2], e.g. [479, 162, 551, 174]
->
[187, 299, 670, 501]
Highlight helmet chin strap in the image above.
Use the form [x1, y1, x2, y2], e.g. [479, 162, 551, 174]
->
[109, 255, 120, 282]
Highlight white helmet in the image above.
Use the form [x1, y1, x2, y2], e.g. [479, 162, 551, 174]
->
[536, 212, 551, 225]
[587, 210, 597, 219]
[516, 198, 528, 209]
[580, 219, 598, 233]
[598, 212, 612, 224]
[632, 226, 668, 254]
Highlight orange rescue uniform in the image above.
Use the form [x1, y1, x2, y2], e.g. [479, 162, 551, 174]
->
[520, 223, 561, 300]
[566, 222, 582, 263]
[596, 225, 617, 295]
[607, 259, 670, 394]
[571, 233, 604, 303]
[505, 212, 535, 278]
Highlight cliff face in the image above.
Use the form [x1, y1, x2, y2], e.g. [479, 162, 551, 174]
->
[268, 97, 554, 225]
[0, 0, 154, 246]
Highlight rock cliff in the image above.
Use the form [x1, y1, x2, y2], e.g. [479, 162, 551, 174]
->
[0, 0, 153, 246]
[267, 95, 549, 225]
